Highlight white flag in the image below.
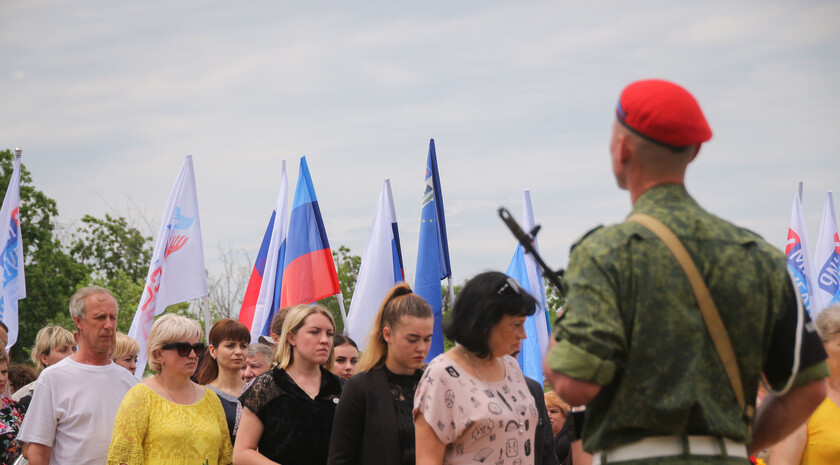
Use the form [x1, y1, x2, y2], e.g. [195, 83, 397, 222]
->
[346, 179, 404, 351]
[785, 183, 821, 317]
[248, 160, 289, 342]
[128, 155, 208, 377]
[0, 151, 25, 349]
[814, 191, 840, 314]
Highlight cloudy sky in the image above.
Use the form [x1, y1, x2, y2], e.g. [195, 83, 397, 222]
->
[1, 0, 838, 293]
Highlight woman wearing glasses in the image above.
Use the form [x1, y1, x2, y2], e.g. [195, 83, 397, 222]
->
[414, 271, 539, 465]
[234, 304, 342, 465]
[107, 314, 233, 465]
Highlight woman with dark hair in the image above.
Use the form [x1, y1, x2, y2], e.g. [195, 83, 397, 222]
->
[234, 304, 342, 465]
[328, 283, 434, 465]
[330, 335, 359, 380]
[414, 271, 538, 465]
[0, 349, 24, 463]
[195, 318, 251, 445]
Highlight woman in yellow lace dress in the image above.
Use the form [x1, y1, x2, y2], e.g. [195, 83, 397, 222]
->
[107, 314, 233, 465]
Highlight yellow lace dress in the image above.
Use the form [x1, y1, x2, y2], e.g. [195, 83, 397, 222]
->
[107, 383, 233, 465]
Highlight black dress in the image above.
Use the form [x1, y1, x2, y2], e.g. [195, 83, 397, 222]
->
[240, 365, 342, 465]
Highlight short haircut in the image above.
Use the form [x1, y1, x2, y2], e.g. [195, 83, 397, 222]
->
[270, 307, 292, 337]
[146, 314, 203, 372]
[274, 304, 336, 370]
[544, 391, 570, 416]
[69, 286, 117, 319]
[31, 324, 76, 371]
[111, 332, 140, 361]
[247, 342, 275, 363]
[357, 283, 433, 372]
[8, 362, 36, 392]
[195, 319, 250, 385]
[443, 271, 537, 358]
[815, 304, 840, 343]
[0, 321, 8, 333]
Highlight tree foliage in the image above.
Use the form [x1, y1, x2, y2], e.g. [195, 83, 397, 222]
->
[319, 245, 362, 333]
[69, 214, 153, 282]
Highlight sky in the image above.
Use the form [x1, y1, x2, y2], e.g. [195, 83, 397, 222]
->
[1, 1, 839, 297]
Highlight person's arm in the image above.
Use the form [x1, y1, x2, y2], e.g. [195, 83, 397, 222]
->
[414, 413, 446, 465]
[750, 379, 825, 452]
[25, 443, 51, 465]
[327, 376, 365, 465]
[543, 339, 602, 407]
[232, 407, 276, 465]
[767, 420, 807, 465]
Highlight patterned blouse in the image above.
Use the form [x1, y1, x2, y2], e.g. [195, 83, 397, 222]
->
[0, 397, 24, 464]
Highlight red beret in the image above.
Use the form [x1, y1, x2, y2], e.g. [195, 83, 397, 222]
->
[616, 79, 712, 149]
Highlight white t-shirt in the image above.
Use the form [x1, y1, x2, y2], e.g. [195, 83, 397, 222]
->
[18, 356, 137, 465]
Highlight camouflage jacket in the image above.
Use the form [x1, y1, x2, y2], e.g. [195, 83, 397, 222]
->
[546, 184, 828, 452]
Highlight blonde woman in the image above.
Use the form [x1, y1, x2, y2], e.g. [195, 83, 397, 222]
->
[106, 314, 232, 465]
[111, 333, 139, 375]
[328, 283, 433, 465]
[234, 304, 342, 465]
[12, 324, 76, 408]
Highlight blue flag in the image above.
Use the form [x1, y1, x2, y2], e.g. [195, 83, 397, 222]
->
[415, 139, 451, 361]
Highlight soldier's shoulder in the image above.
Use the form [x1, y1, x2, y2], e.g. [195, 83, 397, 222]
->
[570, 222, 637, 255]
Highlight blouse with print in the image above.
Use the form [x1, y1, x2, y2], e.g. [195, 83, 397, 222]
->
[106, 383, 233, 465]
[0, 397, 24, 464]
[239, 365, 342, 465]
[414, 354, 538, 465]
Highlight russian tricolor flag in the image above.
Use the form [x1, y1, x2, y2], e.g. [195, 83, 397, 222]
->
[280, 157, 340, 308]
[239, 160, 289, 342]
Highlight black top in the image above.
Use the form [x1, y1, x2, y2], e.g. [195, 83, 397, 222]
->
[524, 377, 560, 465]
[384, 367, 422, 465]
[554, 414, 575, 465]
[207, 385, 240, 445]
[240, 365, 342, 465]
[327, 365, 423, 465]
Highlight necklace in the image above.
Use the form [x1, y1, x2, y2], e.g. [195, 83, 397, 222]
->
[462, 347, 499, 383]
[287, 370, 320, 399]
[158, 376, 196, 404]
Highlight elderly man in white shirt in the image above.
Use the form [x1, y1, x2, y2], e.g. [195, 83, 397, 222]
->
[18, 286, 137, 465]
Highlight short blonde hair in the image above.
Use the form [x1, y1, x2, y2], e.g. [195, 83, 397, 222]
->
[112, 332, 140, 361]
[31, 325, 76, 371]
[146, 314, 203, 372]
[274, 304, 335, 370]
[816, 304, 840, 343]
[544, 391, 571, 416]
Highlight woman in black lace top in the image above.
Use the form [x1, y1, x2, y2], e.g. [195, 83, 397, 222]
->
[235, 304, 342, 465]
[327, 284, 434, 465]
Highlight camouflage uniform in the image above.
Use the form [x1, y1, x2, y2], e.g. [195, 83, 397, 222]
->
[546, 184, 828, 462]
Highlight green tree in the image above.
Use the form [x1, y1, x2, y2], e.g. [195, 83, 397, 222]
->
[69, 214, 153, 282]
[0, 149, 89, 362]
[319, 245, 361, 333]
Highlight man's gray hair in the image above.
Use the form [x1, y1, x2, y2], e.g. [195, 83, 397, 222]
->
[815, 303, 840, 343]
[69, 286, 117, 319]
[248, 342, 275, 362]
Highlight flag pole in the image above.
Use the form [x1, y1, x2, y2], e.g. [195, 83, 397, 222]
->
[336, 291, 349, 332]
[446, 276, 454, 311]
[202, 296, 211, 343]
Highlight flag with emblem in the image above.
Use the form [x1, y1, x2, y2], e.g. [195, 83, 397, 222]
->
[129, 155, 208, 377]
[239, 160, 289, 342]
[415, 139, 451, 361]
[814, 190, 840, 314]
[346, 179, 404, 350]
[785, 183, 821, 317]
[0, 150, 25, 349]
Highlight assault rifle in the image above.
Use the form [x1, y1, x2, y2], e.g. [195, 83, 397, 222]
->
[497, 207, 566, 297]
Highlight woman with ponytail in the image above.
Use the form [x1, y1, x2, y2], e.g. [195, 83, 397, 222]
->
[327, 283, 434, 465]
[195, 319, 250, 445]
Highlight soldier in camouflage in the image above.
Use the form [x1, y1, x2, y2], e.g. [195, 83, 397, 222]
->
[543, 79, 829, 464]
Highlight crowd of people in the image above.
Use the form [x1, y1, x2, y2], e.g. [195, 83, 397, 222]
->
[0, 79, 837, 465]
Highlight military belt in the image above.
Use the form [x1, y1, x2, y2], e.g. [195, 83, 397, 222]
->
[592, 436, 749, 464]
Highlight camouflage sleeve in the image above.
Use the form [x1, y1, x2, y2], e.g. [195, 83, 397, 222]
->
[546, 235, 625, 386]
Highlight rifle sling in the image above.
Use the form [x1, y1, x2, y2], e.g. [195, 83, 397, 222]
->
[626, 213, 748, 417]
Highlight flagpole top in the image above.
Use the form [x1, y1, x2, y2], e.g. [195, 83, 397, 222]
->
[14, 148, 21, 159]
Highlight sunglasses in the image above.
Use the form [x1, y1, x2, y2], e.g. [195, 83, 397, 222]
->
[496, 277, 523, 296]
[162, 341, 206, 357]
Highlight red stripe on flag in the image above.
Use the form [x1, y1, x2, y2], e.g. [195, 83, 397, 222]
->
[238, 270, 263, 329]
[280, 248, 340, 307]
